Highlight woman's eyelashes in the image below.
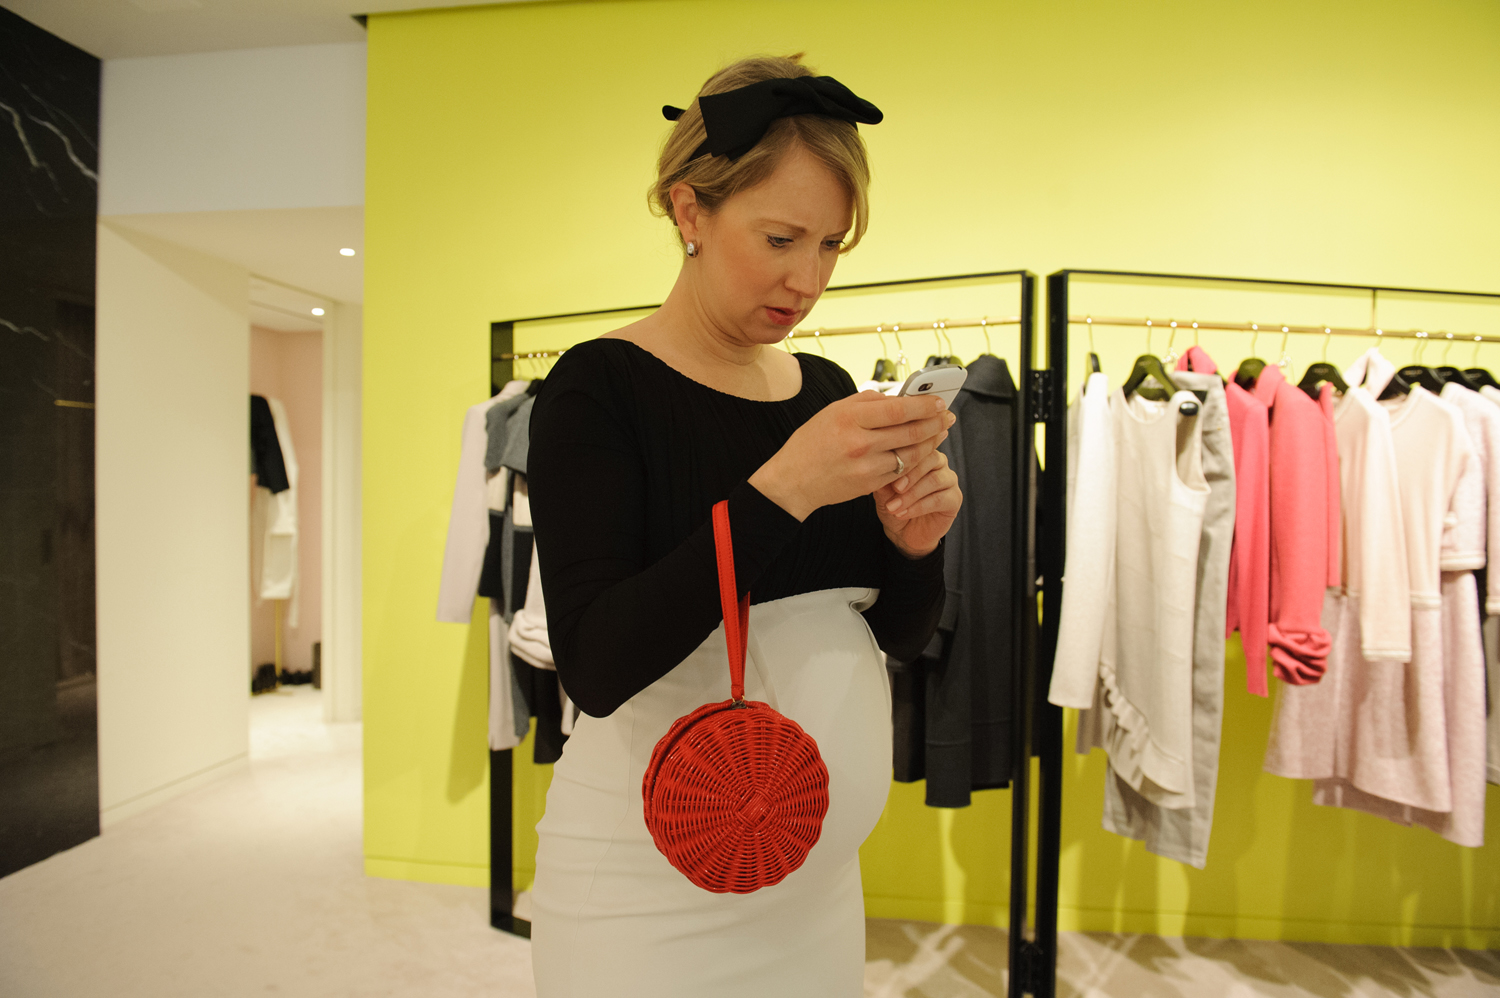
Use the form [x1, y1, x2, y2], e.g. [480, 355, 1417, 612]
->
[764, 234, 846, 251]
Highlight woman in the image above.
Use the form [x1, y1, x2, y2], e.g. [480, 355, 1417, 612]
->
[527, 54, 962, 997]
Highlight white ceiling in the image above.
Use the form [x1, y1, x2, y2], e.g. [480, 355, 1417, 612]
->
[6, 0, 533, 59]
[106, 204, 363, 309]
[249, 275, 328, 333]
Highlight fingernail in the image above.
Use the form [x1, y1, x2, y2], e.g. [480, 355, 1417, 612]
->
[946, 412, 956, 426]
[934, 398, 947, 411]
[894, 476, 908, 492]
[886, 498, 902, 511]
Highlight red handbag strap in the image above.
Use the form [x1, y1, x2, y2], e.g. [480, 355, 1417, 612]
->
[711, 500, 750, 703]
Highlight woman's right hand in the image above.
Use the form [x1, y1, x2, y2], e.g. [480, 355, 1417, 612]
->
[749, 391, 954, 521]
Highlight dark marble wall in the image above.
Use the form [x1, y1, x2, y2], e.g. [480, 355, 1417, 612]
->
[0, 6, 101, 879]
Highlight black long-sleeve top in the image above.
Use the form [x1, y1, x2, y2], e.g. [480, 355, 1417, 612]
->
[527, 337, 946, 719]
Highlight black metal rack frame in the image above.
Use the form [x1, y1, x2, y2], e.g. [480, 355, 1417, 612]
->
[1026, 268, 1500, 997]
[486, 270, 1054, 981]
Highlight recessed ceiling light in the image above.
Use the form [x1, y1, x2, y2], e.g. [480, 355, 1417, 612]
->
[339, 247, 356, 256]
[311, 307, 325, 316]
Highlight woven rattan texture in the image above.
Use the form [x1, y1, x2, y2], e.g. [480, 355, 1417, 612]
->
[643, 699, 830, 894]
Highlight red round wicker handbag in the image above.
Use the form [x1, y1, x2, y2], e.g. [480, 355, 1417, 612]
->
[641, 499, 830, 894]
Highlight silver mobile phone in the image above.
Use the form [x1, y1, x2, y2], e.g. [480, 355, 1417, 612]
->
[897, 363, 967, 409]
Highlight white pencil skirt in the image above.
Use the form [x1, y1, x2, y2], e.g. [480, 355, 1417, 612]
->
[531, 587, 891, 998]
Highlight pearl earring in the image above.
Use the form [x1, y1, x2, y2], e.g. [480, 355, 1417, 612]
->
[685, 241, 698, 258]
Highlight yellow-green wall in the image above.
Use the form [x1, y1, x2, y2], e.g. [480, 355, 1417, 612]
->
[363, 0, 1500, 947]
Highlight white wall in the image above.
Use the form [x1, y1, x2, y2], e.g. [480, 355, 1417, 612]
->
[96, 223, 251, 826]
[99, 42, 365, 215]
[322, 302, 362, 722]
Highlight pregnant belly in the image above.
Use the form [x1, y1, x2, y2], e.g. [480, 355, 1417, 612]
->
[541, 586, 892, 868]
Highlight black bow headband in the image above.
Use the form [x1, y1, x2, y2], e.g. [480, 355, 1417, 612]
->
[663, 75, 882, 162]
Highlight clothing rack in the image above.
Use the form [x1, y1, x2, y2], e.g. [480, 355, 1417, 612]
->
[496, 314, 1025, 361]
[485, 271, 1056, 995]
[1074, 316, 1495, 347]
[1032, 268, 1500, 997]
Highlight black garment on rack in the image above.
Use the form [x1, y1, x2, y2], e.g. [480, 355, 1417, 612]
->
[250, 394, 290, 493]
[477, 510, 506, 600]
[506, 532, 569, 764]
[513, 659, 568, 764]
[528, 337, 946, 720]
[888, 354, 1018, 807]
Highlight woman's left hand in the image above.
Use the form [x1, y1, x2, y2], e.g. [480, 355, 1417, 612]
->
[873, 440, 962, 558]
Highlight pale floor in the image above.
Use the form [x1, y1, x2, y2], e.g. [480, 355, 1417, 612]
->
[1, 687, 1495, 997]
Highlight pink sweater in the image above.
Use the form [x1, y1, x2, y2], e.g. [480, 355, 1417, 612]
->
[1251, 365, 1341, 684]
[1175, 347, 1271, 695]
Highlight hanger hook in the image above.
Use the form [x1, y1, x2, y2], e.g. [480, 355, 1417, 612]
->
[891, 324, 907, 377]
[1443, 333, 1455, 365]
[1475, 336, 1484, 368]
[1145, 317, 1153, 356]
[876, 328, 889, 357]
[1085, 316, 1096, 355]
[1322, 326, 1332, 361]
[1192, 320, 1200, 346]
[1278, 326, 1291, 367]
[1250, 323, 1260, 358]
[1165, 320, 1179, 363]
[980, 316, 993, 354]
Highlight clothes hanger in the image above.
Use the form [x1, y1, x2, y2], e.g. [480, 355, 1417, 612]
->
[1234, 323, 1267, 389]
[920, 323, 962, 370]
[1377, 369, 1412, 400]
[1274, 327, 1292, 371]
[870, 329, 898, 382]
[1122, 354, 1182, 402]
[892, 326, 910, 381]
[1162, 320, 1182, 368]
[1122, 320, 1203, 406]
[978, 317, 998, 360]
[1392, 334, 1446, 394]
[1124, 322, 1173, 401]
[1376, 333, 1419, 400]
[1084, 317, 1101, 373]
[1298, 327, 1350, 400]
[939, 325, 962, 367]
[1433, 333, 1480, 390]
[923, 326, 942, 368]
[1466, 368, 1500, 389]
[1391, 364, 1444, 394]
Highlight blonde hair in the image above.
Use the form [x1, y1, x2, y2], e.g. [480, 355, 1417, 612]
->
[649, 55, 872, 253]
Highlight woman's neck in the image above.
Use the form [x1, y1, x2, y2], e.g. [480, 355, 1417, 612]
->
[607, 270, 800, 402]
[650, 271, 762, 369]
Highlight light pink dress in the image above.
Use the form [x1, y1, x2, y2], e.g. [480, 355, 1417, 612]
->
[1314, 384, 1495, 847]
[1305, 387, 1474, 825]
[1264, 385, 1411, 780]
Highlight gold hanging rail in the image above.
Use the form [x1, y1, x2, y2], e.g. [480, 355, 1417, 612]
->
[497, 314, 1023, 360]
[1069, 315, 1495, 344]
[788, 314, 1022, 340]
[499, 349, 569, 361]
